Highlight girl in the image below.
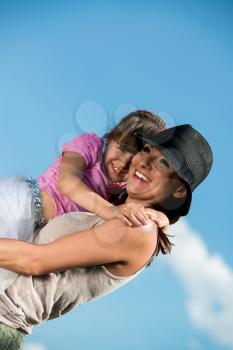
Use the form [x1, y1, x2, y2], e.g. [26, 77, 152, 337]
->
[0, 110, 168, 292]
[38, 109, 167, 227]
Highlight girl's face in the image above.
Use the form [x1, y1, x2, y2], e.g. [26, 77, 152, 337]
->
[104, 140, 134, 182]
[126, 144, 185, 205]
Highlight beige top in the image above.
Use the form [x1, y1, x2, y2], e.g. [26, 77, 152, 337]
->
[0, 212, 153, 335]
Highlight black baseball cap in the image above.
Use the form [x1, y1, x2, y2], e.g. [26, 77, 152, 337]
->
[134, 124, 213, 216]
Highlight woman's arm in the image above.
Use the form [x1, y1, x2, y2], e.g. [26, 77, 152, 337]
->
[0, 219, 157, 276]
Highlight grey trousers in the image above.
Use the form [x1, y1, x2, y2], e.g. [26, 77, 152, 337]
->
[0, 323, 24, 350]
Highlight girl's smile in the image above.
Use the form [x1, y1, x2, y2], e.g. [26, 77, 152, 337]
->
[104, 140, 134, 182]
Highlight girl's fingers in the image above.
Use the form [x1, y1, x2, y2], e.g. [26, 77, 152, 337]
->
[127, 213, 148, 226]
[121, 207, 149, 226]
[147, 215, 169, 234]
[150, 216, 163, 227]
[120, 215, 132, 227]
[130, 204, 148, 221]
[132, 211, 149, 225]
[123, 213, 144, 227]
[147, 214, 163, 226]
[131, 204, 148, 218]
[145, 209, 169, 228]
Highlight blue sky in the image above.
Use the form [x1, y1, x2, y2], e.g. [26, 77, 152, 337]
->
[0, 1, 232, 349]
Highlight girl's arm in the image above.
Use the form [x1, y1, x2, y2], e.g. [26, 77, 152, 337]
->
[57, 151, 113, 218]
[58, 152, 149, 226]
[57, 152, 170, 230]
[0, 219, 157, 276]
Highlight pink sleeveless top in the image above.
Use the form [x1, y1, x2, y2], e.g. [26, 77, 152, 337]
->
[37, 133, 126, 216]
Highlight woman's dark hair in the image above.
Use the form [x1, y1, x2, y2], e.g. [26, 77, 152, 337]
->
[144, 196, 187, 267]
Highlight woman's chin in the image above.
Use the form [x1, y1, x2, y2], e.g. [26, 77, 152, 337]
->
[127, 176, 150, 192]
[126, 182, 147, 199]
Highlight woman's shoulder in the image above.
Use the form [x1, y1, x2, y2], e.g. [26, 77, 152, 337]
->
[101, 219, 158, 263]
[126, 221, 158, 260]
[101, 219, 158, 276]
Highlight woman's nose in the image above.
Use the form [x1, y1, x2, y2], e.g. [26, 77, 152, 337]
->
[139, 154, 153, 169]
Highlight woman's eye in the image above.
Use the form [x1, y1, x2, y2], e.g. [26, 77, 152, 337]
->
[159, 158, 171, 169]
[142, 145, 151, 153]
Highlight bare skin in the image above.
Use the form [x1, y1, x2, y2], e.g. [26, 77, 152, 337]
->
[41, 146, 169, 229]
[41, 146, 158, 227]
[0, 218, 158, 277]
[0, 146, 183, 278]
[41, 190, 56, 221]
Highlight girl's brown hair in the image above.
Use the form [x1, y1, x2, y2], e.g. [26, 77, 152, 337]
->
[104, 110, 166, 154]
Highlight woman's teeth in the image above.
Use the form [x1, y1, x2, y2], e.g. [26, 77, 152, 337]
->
[134, 171, 150, 183]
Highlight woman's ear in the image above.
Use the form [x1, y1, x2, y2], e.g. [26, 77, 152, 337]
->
[173, 183, 187, 199]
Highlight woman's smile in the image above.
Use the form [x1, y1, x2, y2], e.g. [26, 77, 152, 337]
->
[133, 170, 151, 184]
[126, 145, 178, 205]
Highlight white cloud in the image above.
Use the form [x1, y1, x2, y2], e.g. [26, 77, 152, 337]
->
[24, 343, 47, 350]
[165, 219, 233, 349]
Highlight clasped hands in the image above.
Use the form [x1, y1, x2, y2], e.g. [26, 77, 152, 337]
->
[100, 203, 169, 234]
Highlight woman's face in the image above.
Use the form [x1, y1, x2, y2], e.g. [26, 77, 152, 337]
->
[126, 144, 185, 205]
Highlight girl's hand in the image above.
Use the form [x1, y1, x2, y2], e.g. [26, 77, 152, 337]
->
[144, 208, 169, 234]
[100, 203, 150, 227]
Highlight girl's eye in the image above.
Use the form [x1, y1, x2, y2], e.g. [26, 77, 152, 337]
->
[118, 145, 134, 155]
[117, 145, 125, 152]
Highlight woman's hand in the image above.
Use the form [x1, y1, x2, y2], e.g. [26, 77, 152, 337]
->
[100, 203, 151, 227]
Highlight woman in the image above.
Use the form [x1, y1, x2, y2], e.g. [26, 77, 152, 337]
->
[0, 124, 213, 349]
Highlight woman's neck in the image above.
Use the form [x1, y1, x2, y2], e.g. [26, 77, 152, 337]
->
[125, 196, 151, 208]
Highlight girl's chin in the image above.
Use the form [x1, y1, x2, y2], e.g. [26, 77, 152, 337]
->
[108, 171, 124, 183]
[108, 165, 126, 183]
